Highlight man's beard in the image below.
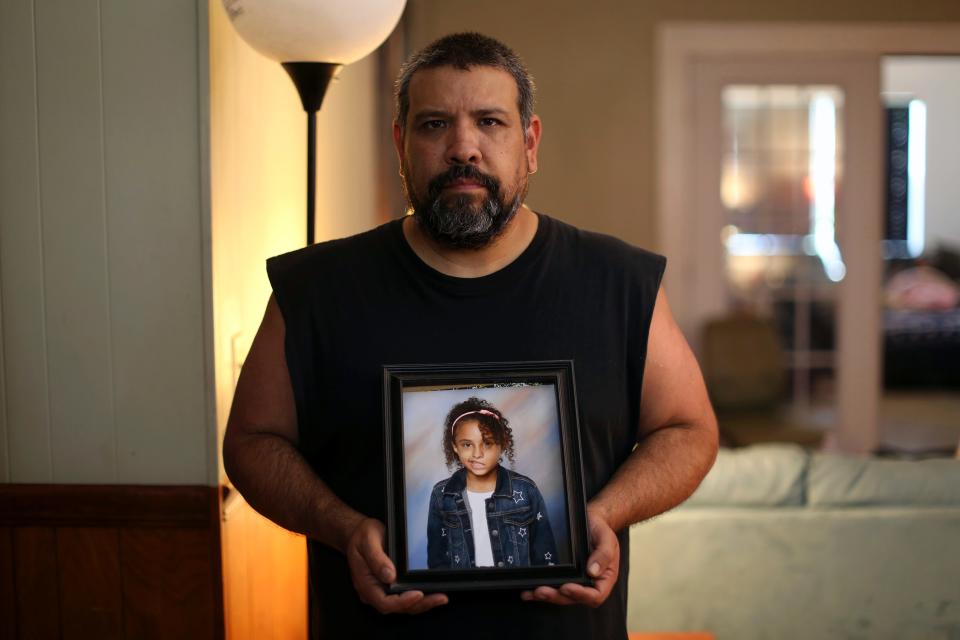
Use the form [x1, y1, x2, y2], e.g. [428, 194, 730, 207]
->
[403, 163, 526, 250]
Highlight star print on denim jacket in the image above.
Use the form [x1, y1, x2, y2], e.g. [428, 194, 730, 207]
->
[426, 466, 558, 569]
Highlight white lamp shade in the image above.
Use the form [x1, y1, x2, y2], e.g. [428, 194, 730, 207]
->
[223, 0, 406, 64]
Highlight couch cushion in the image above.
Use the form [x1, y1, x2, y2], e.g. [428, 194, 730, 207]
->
[809, 454, 960, 506]
[684, 444, 808, 507]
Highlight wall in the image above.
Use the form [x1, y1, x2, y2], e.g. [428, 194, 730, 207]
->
[0, 0, 383, 634]
[208, 3, 381, 637]
[220, 492, 306, 640]
[0, 0, 382, 486]
[208, 0, 302, 486]
[0, 0, 211, 485]
[883, 56, 960, 255]
[208, 0, 381, 484]
[404, 0, 960, 254]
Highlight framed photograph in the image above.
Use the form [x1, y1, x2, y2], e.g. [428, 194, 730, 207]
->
[382, 360, 591, 593]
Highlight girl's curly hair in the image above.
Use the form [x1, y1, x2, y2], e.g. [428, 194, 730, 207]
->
[442, 397, 516, 470]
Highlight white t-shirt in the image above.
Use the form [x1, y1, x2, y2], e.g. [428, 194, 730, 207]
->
[466, 489, 495, 567]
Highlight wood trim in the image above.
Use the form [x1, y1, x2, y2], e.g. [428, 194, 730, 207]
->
[0, 485, 226, 640]
[0, 484, 216, 528]
[13, 527, 60, 639]
[629, 634, 714, 640]
[121, 528, 219, 638]
[58, 527, 123, 639]
[210, 484, 226, 640]
[0, 527, 18, 638]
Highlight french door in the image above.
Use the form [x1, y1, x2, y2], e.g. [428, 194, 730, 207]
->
[660, 24, 960, 453]
[692, 55, 883, 452]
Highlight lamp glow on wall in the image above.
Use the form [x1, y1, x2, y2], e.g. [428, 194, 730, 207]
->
[223, 0, 406, 245]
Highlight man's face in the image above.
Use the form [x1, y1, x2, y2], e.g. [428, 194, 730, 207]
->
[394, 65, 541, 249]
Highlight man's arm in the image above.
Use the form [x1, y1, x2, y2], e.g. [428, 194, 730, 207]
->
[524, 286, 718, 606]
[222, 296, 447, 614]
[589, 286, 719, 530]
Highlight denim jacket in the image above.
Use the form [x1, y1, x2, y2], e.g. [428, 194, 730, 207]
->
[427, 466, 558, 569]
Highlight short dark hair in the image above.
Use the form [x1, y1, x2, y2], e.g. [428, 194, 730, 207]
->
[442, 396, 516, 470]
[395, 32, 536, 135]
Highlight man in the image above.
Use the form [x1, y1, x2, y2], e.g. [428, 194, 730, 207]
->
[223, 32, 717, 639]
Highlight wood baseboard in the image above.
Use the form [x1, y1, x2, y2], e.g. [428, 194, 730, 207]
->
[0, 483, 224, 640]
[0, 483, 215, 528]
[628, 634, 715, 640]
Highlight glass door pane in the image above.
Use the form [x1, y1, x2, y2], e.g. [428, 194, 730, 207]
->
[718, 84, 845, 430]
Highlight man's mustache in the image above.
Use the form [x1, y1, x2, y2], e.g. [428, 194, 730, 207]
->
[427, 165, 500, 197]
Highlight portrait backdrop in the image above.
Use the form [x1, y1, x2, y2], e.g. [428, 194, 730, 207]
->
[402, 383, 571, 570]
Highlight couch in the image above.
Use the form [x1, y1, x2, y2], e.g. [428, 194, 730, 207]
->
[626, 445, 960, 639]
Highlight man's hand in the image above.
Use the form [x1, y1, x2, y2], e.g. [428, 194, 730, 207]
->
[345, 517, 449, 615]
[519, 508, 619, 607]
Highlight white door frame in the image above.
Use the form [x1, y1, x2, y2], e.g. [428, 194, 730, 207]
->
[658, 23, 960, 453]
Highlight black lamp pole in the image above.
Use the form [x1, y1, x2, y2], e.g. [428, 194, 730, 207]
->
[282, 62, 342, 245]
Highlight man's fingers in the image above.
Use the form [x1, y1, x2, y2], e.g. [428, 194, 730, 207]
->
[357, 520, 396, 583]
[365, 589, 423, 614]
[520, 585, 578, 606]
[587, 521, 618, 577]
[586, 546, 613, 579]
[521, 582, 608, 608]
[520, 511, 621, 608]
[559, 583, 604, 607]
[404, 592, 449, 615]
[345, 518, 448, 615]
[360, 589, 449, 615]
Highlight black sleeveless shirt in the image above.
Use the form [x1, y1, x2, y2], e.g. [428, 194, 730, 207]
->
[267, 213, 665, 639]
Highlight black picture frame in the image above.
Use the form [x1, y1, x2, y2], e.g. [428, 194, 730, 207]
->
[382, 360, 591, 593]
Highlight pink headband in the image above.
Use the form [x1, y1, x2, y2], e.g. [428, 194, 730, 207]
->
[450, 409, 500, 435]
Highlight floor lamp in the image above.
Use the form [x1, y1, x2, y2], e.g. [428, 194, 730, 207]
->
[222, 0, 406, 245]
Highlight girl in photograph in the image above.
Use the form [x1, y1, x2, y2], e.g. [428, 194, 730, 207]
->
[427, 397, 557, 569]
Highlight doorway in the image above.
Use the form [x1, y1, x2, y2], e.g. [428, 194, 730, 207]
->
[878, 55, 960, 457]
[659, 23, 960, 454]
